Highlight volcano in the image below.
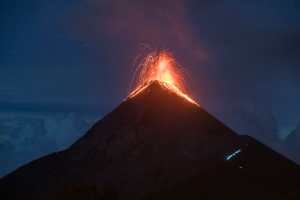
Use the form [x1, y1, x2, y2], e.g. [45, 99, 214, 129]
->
[0, 80, 300, 200]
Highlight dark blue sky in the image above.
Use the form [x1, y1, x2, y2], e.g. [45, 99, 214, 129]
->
[1, 0, 300, 138]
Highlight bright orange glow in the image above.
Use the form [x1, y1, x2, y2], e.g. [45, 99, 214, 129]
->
[128, 51, 199, 106]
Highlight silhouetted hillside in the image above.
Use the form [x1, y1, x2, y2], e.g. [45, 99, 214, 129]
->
[1, 81, 299, 200]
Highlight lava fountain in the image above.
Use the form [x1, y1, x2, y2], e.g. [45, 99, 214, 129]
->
[128, 50, 198, 106]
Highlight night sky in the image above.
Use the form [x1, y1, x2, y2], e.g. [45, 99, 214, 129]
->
[1, 0, 300, 175]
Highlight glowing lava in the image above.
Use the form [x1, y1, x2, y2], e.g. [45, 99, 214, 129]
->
[128, 51, 199, 106]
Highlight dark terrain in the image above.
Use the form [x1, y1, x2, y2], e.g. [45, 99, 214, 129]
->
[0, 81, 299, 200]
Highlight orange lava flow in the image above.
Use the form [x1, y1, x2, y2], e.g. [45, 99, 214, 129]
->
[128, 51, 199, 106]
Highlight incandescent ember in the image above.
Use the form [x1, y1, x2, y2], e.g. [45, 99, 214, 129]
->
[128, 50, 199, 106]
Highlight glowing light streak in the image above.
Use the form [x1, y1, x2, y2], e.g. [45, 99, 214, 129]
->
[128, 50, 198, 106]
[225, 149, 242, 161]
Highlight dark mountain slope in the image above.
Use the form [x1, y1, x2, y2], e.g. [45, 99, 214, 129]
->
[0, 81, 299, 200]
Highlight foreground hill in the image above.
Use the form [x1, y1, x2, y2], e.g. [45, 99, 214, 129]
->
[1, 81, 299, 200]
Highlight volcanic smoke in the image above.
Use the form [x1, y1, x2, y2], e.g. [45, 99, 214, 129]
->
[128, 50, 198, 105]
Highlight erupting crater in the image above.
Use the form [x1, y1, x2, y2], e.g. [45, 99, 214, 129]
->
[128, 51, 199, 105]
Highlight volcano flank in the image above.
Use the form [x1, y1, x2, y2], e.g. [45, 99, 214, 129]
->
[0, 81, 300, 200]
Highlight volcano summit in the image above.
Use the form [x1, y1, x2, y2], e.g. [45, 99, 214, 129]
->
[0, 53, 300, 200]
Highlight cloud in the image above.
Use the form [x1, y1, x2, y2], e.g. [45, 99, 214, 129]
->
[70, 0, 210, 68]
